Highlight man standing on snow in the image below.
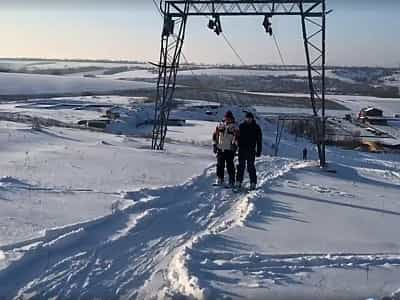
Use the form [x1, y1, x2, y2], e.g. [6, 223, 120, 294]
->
[302, 147, 308, 160]
[236, 112, 262, 190]
[213, 111, 239, 187]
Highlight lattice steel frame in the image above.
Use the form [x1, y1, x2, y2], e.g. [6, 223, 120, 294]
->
[152, 0, 327, 166]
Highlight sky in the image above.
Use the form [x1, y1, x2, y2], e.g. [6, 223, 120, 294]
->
[0, 0, 399, 67]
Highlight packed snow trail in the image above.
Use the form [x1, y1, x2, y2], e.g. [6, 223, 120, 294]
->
[0, 156, 308, 299]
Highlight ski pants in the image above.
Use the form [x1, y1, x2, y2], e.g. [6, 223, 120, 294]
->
[217, 150, 235, 184]
[236, 149, 257, 185]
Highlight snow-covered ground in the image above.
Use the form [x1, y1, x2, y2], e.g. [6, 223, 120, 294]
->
[0, 94, 400, 299]
[247, 91, 400, 116]
[1, 59, 371, 85]
[0, 96, 151, 125]
[99, 69, 157, 80]
[0, 59, 151, 72]
[0, 120, 214, 246]
[382, 71, 400, 89]
[99, 67, 359, 84]
[0, 73, 152, 96]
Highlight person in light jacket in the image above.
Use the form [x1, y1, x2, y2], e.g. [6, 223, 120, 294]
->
[212, 111, 239, 187]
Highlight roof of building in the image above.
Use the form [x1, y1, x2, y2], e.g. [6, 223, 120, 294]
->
[377, 138, 400, 147]
[361, 107, 383, 112]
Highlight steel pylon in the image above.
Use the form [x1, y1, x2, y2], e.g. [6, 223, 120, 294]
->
[151, 0, 327, 167]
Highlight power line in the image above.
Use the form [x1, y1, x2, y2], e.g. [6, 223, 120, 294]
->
[153, 0, 246, 67]
[272, 33, 287, 68]
[151, 0, 195, 73]
[152, 0, 162, 16]
[151, 0, 212, 97]
[151, 0, 247, 104]
[221, 32, 246, 66]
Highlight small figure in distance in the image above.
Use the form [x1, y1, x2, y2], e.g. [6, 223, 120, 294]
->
[303, 147, 308, 161]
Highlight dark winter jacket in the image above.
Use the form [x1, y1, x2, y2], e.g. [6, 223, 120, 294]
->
[238, 121, 262, 155]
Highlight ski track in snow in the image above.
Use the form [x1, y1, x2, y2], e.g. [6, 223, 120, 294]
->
[0, 157, 399, 299]
[182, 249, 400, 294]
[0, 156, 303, 299]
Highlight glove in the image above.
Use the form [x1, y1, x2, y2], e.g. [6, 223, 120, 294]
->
[232, 143, 238, 154]
[213, 144, 218, 154]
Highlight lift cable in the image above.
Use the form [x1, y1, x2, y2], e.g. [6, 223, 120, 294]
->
[151, 0, 198, 78]
[272, 33, 287, 69]
[220, 32, 246, 66]
[151, 0, 221, 105]
[152, 0, 162, 16]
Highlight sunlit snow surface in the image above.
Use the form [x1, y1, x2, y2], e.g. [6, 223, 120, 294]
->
[0, 66, 399, 299]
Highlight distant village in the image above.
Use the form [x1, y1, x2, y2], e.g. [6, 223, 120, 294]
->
[326, 106, 400, 153]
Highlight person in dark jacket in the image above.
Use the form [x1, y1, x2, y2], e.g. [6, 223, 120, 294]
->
[236, 112, 262, 190]
[302, 147, 308, 160]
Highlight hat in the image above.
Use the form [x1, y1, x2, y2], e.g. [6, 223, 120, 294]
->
[245, 112, 254, 119]
[224, 110, 234, 120]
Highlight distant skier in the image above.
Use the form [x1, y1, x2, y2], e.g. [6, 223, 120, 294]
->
[302, 147, 308, 160]
[213, 111, 239, 187]
[236, 112, 262, 190]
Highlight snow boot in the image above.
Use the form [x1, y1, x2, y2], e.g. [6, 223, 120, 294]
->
[223, 180, 234, 189]
[213, 178, 224, 186]
[250, 183, 257, 190]
[233, 182, 242, 193]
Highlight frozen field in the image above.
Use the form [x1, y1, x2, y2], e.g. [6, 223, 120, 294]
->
[248, 91, 400, 116]
[0, 59, 151, 72]
[2, 59, 387, 85]
[0, 73, 152, 96]
[0, 94, 399, 299]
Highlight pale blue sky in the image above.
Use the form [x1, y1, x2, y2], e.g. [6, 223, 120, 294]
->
[1, 1, 399, 67]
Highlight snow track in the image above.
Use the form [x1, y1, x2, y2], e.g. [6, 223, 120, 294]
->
[0, 157, 308, 299]
[181, 248, 400, 296]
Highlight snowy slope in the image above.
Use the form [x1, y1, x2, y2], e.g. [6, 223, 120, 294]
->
[0, 59, 150, 72]
[0, 73, 152, 96]
[1, 97, 400, 299]
[247, 91, 400, 115]
[0, 122, 215, 246]
[0, 96, 152, 126]
[91, 67, 358, 83]
[1, 151, 399, 299]
[99, 69, 156, 80]
[0, 156, 312, 299]
[383, 71, 400, 89]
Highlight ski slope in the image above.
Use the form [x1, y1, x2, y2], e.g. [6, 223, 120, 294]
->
[1, 97, 400, 299]
[0, 157, 313, 299]
[1, 153, 400, 299]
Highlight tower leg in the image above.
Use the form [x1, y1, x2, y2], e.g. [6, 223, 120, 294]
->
[152, 3, 189, 150]
[300, 1, 326, 167]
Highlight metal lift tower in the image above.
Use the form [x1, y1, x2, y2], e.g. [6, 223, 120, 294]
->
[151, 0, 327, 167]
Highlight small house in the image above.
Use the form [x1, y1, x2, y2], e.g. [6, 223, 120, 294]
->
[358, 107, 387, 125]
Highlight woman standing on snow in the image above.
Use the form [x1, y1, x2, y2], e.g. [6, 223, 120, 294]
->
[212, 111, 239, 187]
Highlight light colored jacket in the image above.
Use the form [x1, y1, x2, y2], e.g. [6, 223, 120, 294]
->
[213, 122, 239, 152]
